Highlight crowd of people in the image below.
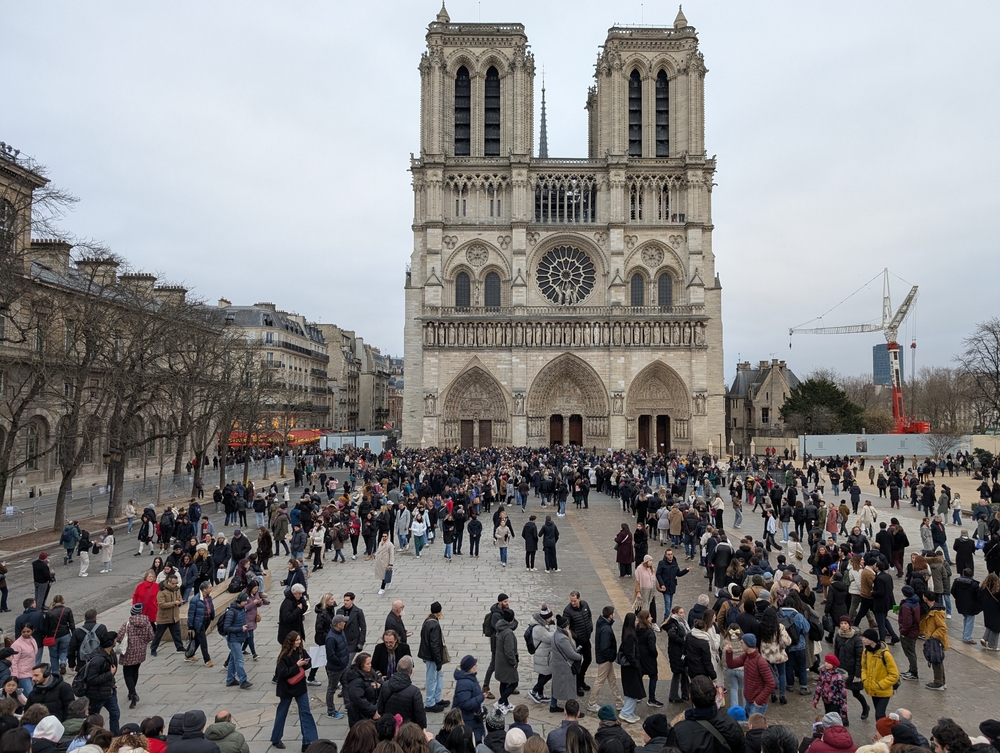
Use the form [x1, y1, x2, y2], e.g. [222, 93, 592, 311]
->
[0, 445, 999, 753]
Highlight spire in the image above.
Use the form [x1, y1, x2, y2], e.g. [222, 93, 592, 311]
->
[436, 2, 450, 23]
[674, 5, 687, 28]
[538, 68, 549, 158]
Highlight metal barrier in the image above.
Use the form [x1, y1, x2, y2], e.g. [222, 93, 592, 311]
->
[0, 507, 24, 539]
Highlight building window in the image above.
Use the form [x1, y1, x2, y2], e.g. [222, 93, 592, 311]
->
[265, 331, 273, 344]
[658, 273, 673, 307]
[0, 199, 14, 252]
[630, 273, 645, 307]
[34, 326, 43, 353]
[484, 66, 501, 156]
[761, 407, 770, 424]
[628, 70, 642, 157]
[655, 70, 669, 157]
[454, 66, 471, 156]
[455, 272, 471, 308]
[484, 272, 501, 308]
[25, 425, 38, 471]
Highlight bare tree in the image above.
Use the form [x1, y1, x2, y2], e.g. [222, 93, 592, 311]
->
[925, 431, 962, 459]
[839, 374, 892, 414]
[956, 318, 1000, 433]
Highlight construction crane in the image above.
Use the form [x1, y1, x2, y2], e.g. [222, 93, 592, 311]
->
[789, 268, 930, 434]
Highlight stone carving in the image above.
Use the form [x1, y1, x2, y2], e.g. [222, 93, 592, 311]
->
[674, 419, 690, 439]
[527, 231, 540, 246]
[423, 392, 437, 416]
[693, 393, 707, 415]
[527, 353, 609, 420]
[594, 231, 608, 246]
[641, 245, 664, 267]
[536, 246, 596, 306]
[611, 391, 624, 415]
[466, 245, 488, 267]
[512, 392, 525, 415]
[626, 418, 636, 439]
[496, 235, 512, 251]
[443, 235, 458, 250]
[422, 319, 708, 349]
[668, 234, 683, 248]
[441, 367, 509, 444]
[626, 361, 691, 416]
[625, 235, 637, 250]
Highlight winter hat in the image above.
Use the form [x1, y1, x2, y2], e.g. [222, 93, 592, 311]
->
[980, 720, 1000, 743]
[862, 628, 880, 643]
[822, 712, 843, 728]
[498, 593, 509, 602]
[642, 714, 671, 739]
[597, 705, 617, 722]
[38, 552, 48, 561]
[182, 709, 207, 734]
[430, 601, 442, 614]
[901, 585, 914, 597]
[875, 716, 896, 737]
[131, 603, 144, 615]
[505, 728, 526, 753]
[100, 631, 118, 649]
[31, 716, 64, 742]
[539, 604, 553, 620]
[196, 543, 209, 551]
[727, 706, 747, 723]
[460, 655, 477, 672]
[741, 634, 757, 648]
[824, 654, 840, 669]
[234, 530, 242, 536]
[502, 608, 515, 622]
[643, 554, 654, 563]
[486, 707, 507, 731]
[838, 615, 852, 626]
[555, 614, 569, 629]
[0, 648, 17, 659]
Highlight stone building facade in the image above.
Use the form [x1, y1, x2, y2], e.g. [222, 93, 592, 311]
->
[726, 359, 800, 455]
[403, 7, 725, 451]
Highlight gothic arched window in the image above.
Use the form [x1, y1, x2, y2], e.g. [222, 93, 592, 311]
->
[455, 66, 471, 156]
[455, 272, 471, 309]
[484, 272, 501, 308]
[484, 66, 501, 156]
[630, 273, 645, 307]
[658, 273, 673, 308]
[628, 70, 642, 157]
[656, 71, 669, 157]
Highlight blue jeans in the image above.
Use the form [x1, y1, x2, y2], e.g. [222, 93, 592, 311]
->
[727, 667, 745, 707]
[256, 512, 266, 528]
[443, 543, 452, 559]
[661, 593, 673, 619]
[747, 702, 768, 716]
[226, 636, 247, 684]
[500, 547, 508, 564]
[558, 499, 566, 515]
[271, 693, 317, 746]
[95, 692, 121, 735]
[127, 517, 134, 533]
[785, 649, 807, 688]
[397, 533, 408, 549]
[425, 660, 444, 705]
[622, 696, 639, 717]
[734, 508, 743, 527]
[952, 510, 962, 525]
[942, 593, 952, 617]
[518, 492, 527, 511]
[18, 678, 32, 696]
[781, 521, 789, 541]
[48, 633, 71, 668]
[771, 662, 787, 698]
[683, 533, 697, 558]
[963, 614, 976, 642]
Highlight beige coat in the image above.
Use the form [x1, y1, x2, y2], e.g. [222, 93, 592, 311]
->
[157, 581, 183, 624]
[374, 539, 395, 580]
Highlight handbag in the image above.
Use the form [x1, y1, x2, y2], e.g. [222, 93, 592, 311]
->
[615, 648, 630, 667]
[287, 667, 306, 685]
[115, 625, 130, 656]
[442, 645, 450, 664]
[384, 568, 393, 585]
[43, 608, 64, 648]
[255, 613, 262, 623]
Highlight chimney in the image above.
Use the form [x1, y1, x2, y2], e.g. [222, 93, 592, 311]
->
[29, 239, 72, 277]
[759, 360, 769, 371]
[218, 297, 232, 308]
[155, 285, 188, 306]
[254, 302, 277, 312]
[119, 273, 158, 298]
[736, 361, 751, 371]
[75, 257, 120, 288]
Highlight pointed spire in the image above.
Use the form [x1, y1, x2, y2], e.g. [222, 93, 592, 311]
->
[538, 67, 549, 158]
[436, 2, 450, 23]
[674, 5, 687, 28]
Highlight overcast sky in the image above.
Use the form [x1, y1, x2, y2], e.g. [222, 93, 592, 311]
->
[5, 1, 999, 385]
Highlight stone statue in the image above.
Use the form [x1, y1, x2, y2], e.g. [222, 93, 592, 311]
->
[424, 392, 437, 416]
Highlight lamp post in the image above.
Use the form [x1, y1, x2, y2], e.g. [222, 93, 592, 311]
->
[103, 448, 122, 524]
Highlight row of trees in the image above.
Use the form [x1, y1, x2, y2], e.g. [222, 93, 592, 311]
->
[0, 157, 305, 530]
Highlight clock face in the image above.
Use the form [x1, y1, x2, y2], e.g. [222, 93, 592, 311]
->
[465, 245, 488, 267]
[536, 246, 596, 305]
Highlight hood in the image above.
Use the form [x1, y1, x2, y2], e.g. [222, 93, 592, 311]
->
[204, 722, 237, 741]
[830, 580, 848, 594]
[690, 628, 711, 641]
[495, 618, 514, 633]
[453, 668, 477, 682]
[821, 726, 856, 750]
[342, 665, 364, 685]
[530, 614, 552, 628]
[384, 669, 412, 692]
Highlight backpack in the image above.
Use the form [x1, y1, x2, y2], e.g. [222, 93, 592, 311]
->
[523, 624, 538, 654]
[922, 637, 945, 665]
[216, 606, 235, 637]
[482, 611, 496, 638]
[72, 658, 93, 696]
[78, 624, 101, 664]
[806, 612, 824, 642]
[779, 613, 800, 647]
[879, 649, 901, 691]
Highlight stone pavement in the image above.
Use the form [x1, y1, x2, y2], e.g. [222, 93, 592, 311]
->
[61, 478, 999, 751]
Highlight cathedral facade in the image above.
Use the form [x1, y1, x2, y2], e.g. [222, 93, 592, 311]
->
[403, 6, 725, 452]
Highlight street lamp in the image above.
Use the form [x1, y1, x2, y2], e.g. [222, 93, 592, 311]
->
[103, 448, 122, 524]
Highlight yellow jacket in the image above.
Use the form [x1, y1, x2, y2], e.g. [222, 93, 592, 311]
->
[861, 645, 899, 698]
[919, 607, 949, 651]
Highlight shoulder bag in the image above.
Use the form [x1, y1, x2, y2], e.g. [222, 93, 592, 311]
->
[43, 608, 64, 647]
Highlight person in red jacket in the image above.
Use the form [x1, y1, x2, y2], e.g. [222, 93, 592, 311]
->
[805, 712, 858, 753]
[724, 633, 775, 715]
[132, 570, 160, 627]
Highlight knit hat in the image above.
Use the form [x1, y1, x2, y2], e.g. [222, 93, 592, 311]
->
[539, 604, 553, 620]
[822, 712, 843, 728]
[862, 628, 880, 643]
[556, 614, 569, 628]
[838, 615, 852, 625]
[741, 634, 757, 648]
[131, 603, 144, 615]
[901, 585, 914, 597]
[460, 655, 477, 672]
[643, 554, 654, 562]
[980, 720, 1000, 742]
[642, 714, 671, 739]
[196, 543, 209, 551]
[182, 710, 207, 734]
[31, 716, 64, 743]
[38, 552, 48, 561]
[502, 608, 515, 622]
[727, 706, 747, 723]
[824, 654, 840, 669]
[875, 716, 896, 738]
[597, 705, 617, 722]
[505, 728, 526, 753]
[100, 631, 118, 649]
[486, 707, 506, 731]
[431, 601, 442, 614]
[498, 593, 509, 602]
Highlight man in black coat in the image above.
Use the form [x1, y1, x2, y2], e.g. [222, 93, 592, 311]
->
[587, 607, 621, 709]
[872, 561, 899, 643]
[874, 523, 895, 563]
[666, 675, 743, 753]
[81, 632, 121, 735]
[950, 569, 982, 644]
[540, 516, 560, 573]
[954, 531, 977, 576]
[25, 663, 75, 721]
[337, 592, 368, 663]
[563, 592, 594, 694]
[229, 530, 252, 576]
[376, 656, 427, 728]
[385, 600, 410, 638]
[168, 709, 222, 753]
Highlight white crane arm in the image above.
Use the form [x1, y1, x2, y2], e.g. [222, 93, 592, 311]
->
[788, 323, 884, 336]
[884, 286, 918, 343]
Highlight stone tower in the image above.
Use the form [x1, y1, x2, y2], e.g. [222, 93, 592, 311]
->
[403, 7, 725, 453]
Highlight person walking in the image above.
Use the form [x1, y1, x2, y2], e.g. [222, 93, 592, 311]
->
[150, 573, 185, 657]
[951, 569, 982, 645]
[872, 561, 899, 644]
[833, 615, 870, 721]
[374, 533, 395, 596]
[527, 605, 556, 705]
[859, 628, 898, 720]
[324, 615, 349, 719]
[635, 610, 661, 708]
[269, 631, 318, 751]
[221, 593, 254, 690]
[42, 595, 74, 675]
[395, 502, 411, 552]
[418, 601, 448, 712]
[131, 571, 159, 630]
[587, 606, 622, 711]
[655, 549, 690, 624]
[615, 524, 634, 578]
[563, 591, 594, 697]
[919, 592, 948, 690]
[31, 553, 53, 609]
[79, 631, 121, 735]
[980, 572, 1000, 650]
[896, 585, 921, 681]
[59, 524, 80, 566]
[617, 612, 643, 724]
[540, 516, 560, 573]
[116, 603, 154, 708]
[410, 512, 428, 559]
[521, 516, 539, 571]
[494, 608, 520, 713]
[184, 582, 215, 667]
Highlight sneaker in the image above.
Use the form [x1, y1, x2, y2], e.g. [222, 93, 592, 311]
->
[529, 690, 545, 704]
[378, 589, 385, 595]
[621, 714, 641, 725]
[205, 661, 214, 668]
[588, 703, 601, 712]
[327, 711, 344, 719]
[226, 681, 239, 687]
[554, 568, 561, 572]
[483, 689, 495, 699]
[799, 687, 811, 695]
[184, 657, 198, 663]
[899, 671, 918, 681]
[647, 699, 664, 708]
[306, 680, 322, 686]
[925, 682, 946, 691]
[549, 705, 564, 713]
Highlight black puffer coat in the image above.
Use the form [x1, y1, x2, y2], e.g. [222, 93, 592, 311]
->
[344, 664, 379, 725]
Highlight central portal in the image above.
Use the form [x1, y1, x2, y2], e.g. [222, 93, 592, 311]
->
[549, 414, 564, 445]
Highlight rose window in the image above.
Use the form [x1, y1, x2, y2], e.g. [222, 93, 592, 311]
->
[536, 246, 596, 305]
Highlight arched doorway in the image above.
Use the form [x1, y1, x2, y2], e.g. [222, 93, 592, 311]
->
[627, 361, 690, 453]
[441, 366, 509, 447]
[527, 354, 609, 447]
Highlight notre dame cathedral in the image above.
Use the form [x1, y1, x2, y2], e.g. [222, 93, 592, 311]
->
[402, 5, 725, 453]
